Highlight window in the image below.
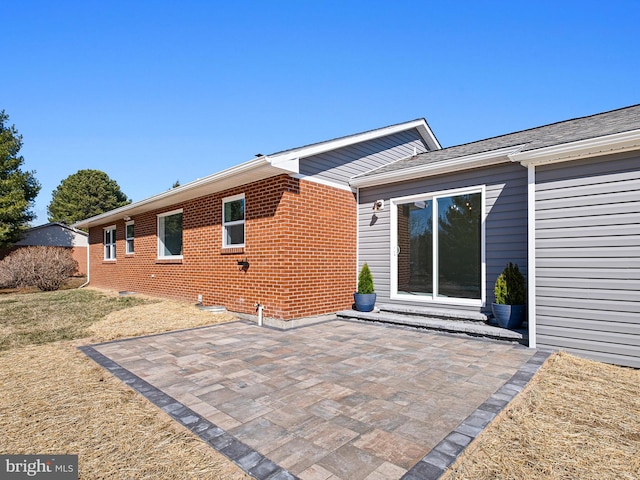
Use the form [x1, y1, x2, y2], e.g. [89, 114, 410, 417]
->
[222, 194, 245, 248]
[104, 226, 116, 260]
[158, 210, 183, 259]
[391, 187, 484, 305]
[125, 221, 134, 254]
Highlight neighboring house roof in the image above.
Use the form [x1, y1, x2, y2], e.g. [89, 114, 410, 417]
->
[351, 104, 640, 187]
[15, 222, 88, 247]
[73, 118, 438, 229]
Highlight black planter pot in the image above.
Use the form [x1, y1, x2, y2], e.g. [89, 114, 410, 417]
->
[354, 293, 376, 312]
[491, 303, 526, 329]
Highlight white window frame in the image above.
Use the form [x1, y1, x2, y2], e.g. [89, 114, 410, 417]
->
[390, 185, 486, 307]
[103, 225, 116, 261]
[222, 193, 245, 248]
[125, 221, 135, 254]
[157, 209, 183, 260]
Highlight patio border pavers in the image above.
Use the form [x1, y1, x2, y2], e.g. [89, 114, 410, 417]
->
[79, 322, 551, 480]
[79, 344, 297, 480]
[400, 349, 550, 479]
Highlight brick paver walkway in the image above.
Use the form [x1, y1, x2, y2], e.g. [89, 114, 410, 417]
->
[85, 320, 546, 480]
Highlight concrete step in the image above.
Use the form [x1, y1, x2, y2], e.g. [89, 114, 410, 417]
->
[377, 304, 488, 323]
[336, 309, 524, 342]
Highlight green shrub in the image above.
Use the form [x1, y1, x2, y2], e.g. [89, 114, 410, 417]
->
[494, 262, 526, 305]
[0, 246, 78, 291]
[357, 263, 375, 294]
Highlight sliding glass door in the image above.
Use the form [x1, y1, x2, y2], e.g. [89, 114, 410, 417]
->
[393, 188, 483, 304]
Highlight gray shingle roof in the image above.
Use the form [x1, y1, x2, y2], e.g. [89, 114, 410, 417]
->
[355, 104, 640, 178]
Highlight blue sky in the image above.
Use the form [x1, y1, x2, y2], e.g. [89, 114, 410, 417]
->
[4, 0, 639, 224]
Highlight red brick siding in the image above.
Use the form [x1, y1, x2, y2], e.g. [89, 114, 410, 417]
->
[71, 247, 87, 276]
[88, 175, 357, 320]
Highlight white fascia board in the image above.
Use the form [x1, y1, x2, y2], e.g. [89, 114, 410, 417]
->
[349, 145, 525, 188]
[268, 119, 440, 165]
[72, 156, 298, 229]
[415, 122, 442, 150]
[510, 129, 640, 166]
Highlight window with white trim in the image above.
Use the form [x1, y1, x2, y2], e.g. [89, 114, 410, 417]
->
[158, 209, 183, 259]
[125, 221, 134, 254]
[391, 186, 484, 305]
[222, 194, 245, 248]
[104, 225, 116, 260]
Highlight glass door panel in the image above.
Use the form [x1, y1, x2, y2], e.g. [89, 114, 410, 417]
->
[437, 193, 481, 299]
[397, 200, 433, 296]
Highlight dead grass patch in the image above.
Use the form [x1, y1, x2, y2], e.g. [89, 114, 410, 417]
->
[0, 288, 248, 479]
[0, 288, 155, 350]
[443, 351, 640, 480]
[0, 343, 247, 479]
[88, 298, 236, 342]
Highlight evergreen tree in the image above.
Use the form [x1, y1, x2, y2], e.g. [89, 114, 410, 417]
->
[0, 110, 41, 248]
[48, 169, 130, 224]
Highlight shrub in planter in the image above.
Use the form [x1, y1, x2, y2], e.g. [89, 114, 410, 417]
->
[354, 263, 376, 312]
[492, 262, 526, 329]
[0, 246, 78, 291]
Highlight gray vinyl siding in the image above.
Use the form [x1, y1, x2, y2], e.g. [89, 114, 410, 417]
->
[358, 162, 528, 313]
[300, 129, 428, 186]
[535, 151, 640, 368]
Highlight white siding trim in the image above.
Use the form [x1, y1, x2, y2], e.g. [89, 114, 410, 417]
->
[528, 165, 537, 348]
[511, 129, 640, 166]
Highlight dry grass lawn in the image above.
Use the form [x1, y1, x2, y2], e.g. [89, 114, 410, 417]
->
[1, 285, 638, 479]
[0, 287, 248, 479]
[443, 352, 640, 480]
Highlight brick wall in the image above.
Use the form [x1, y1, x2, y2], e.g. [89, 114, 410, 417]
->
[88, 175, 357, 320]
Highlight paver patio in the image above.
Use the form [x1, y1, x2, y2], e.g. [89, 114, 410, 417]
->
[83, 319, 547, 480]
